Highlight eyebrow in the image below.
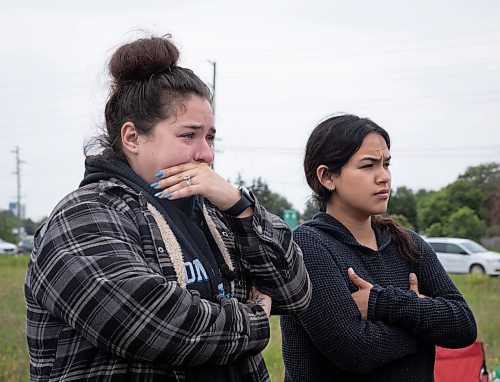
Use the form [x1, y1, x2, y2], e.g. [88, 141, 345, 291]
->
[360, 155, 391, 162]
[180, 124, 216, 134]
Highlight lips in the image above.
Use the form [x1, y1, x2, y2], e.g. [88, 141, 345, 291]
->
[375, 189, 389, 196]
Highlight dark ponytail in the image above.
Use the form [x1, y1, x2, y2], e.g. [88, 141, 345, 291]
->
[372, 215, 417, 262]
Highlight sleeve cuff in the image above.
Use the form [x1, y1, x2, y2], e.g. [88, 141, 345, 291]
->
[367, 284, 384, 320]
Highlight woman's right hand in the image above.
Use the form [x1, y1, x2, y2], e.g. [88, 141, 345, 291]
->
[248, 287, 272, 318]
[150, 162, 251, 215]
[348, 267, 372, 321]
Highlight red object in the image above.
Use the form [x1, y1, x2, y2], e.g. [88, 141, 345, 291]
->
[434, 341, 489, 382]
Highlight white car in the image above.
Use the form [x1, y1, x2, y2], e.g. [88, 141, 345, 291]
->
[425, 237, 500, 276]
[0, 239, 18, 255]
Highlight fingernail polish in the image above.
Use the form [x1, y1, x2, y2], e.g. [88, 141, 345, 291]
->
[163, 193, 173, 199]
[154, 171, 163, 177]
[154, 192, 163, 198]
[150, 181, 159, 188]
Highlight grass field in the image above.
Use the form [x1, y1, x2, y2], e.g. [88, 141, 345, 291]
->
[1, 255, 498, 381]
[0, 255, 30, 382]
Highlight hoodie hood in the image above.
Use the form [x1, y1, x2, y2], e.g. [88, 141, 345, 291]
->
[299, 212, 392, 252]
[81, 154, 200, 216]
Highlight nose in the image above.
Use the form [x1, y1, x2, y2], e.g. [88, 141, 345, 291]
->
[195, 140, 215, 164]
[376, 166, 391, 184]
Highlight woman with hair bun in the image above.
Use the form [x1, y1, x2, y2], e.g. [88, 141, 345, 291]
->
[280, 114, 477, 381]
[25, 34, 311, 381]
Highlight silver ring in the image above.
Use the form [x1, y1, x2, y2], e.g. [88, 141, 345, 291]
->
[183, 175, 192, 187]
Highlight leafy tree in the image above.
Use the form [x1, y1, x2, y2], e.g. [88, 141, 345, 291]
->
[444, 179, 484, 218]
[417, 190, 456, 230]
[417, 177, 486, 233]
[388, 214, 415, 231]
[459, 162, 499, 188]
[426, 207, 486, 241]
[490, 184, 500, 236]
[300, 198, 320, 222]
[427, 222, 444, 237]
[247, 177, 294, 218]
[387, 186, 417, 229]
[458, 162, 499, 226]
[23, 218, 45, 236]
[442, 207, 486, 241]
[0, 210, 19, 243]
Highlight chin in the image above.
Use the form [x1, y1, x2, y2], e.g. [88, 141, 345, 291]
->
[372, 206, 389, 215]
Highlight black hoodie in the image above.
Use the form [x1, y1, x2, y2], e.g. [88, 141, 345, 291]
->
[81, 155, 231, 300]
[281, 212, 477, 382]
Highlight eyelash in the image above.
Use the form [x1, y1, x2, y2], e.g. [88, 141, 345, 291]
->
[181, 133, 216, 144]
[361, 162, 391, 169]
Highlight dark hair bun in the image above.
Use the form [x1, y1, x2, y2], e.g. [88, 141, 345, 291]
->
[109, 35, 179, 82]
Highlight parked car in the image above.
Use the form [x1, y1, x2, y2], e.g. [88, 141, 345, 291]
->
[0, 239, 18, 255]
[18, 236, 34, 253]
[425, 237, 500, 276]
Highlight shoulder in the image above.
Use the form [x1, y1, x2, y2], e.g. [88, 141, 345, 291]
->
[393, 228, 436, 262]
[47, 180, 142, 227]
[402, 229, 433, 251]
[293, 222, 343, 258]
[293, 222, 324, 242]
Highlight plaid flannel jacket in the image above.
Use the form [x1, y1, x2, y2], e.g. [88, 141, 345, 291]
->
[25, 179, 311, 382]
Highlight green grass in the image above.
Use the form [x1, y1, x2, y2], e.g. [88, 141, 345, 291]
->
[0, 255, 30, 382]
[263, 316, 284, 381]
[1, 255, 498, 381]
[451, 274, 500, 369]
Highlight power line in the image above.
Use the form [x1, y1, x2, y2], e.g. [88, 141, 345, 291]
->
[218, 144, 499, 156]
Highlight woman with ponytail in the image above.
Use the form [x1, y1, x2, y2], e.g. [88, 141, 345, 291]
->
[280, 114, 476, 381]
[25, 34, 311, 381]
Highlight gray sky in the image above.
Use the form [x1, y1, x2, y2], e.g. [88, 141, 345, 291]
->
[1, 0, 499, 221]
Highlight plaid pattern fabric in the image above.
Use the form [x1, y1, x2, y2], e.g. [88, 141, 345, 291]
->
[25, 179, 311, 381]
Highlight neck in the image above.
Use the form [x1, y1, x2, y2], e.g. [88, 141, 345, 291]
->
[326, 204, 377, 250]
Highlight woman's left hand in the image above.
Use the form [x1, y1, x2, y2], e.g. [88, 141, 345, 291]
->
[348, 268, 428, 321]
[151, 162, 242, 211]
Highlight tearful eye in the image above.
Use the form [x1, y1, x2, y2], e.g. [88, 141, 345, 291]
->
[206, 135, 215, 145]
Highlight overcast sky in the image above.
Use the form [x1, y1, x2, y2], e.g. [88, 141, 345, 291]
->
[1, 0, 499, 221]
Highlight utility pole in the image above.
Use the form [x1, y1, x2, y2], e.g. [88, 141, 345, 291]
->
[207, 60, 216, 115]
[11, 146, 24, 235]
[207, 60, 220, 169]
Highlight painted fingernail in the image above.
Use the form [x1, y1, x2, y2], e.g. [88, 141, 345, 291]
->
[163, 193, 173, 199]
[150, 181, 159, 188]
[154, 192, 163, 198]
[154, 171, 163, 177]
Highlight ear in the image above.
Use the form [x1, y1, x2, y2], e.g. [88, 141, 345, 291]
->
[121, 122, 140, 154]
[316, 165, 336, 192]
